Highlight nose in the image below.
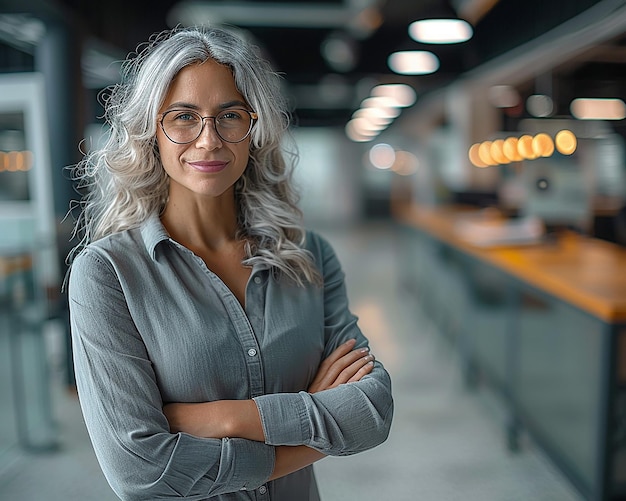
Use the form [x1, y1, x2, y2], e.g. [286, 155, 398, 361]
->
[194, 117, 222, 149]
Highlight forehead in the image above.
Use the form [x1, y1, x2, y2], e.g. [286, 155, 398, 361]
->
[162, 60, 244, 106]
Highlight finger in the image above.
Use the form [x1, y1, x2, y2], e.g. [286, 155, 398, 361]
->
[308, 343, 370, 393]
[321, 347, 370, 385]
[335, 353, 374, 386]
[314, 341, 360, 383]
[318, 339, 357, 371]
[308, 341, 357, 392]
[347, 360, 375, 383]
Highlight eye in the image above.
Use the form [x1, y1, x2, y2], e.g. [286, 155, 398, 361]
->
[171, 111, 199, 122]
[218, 110, 245, 121]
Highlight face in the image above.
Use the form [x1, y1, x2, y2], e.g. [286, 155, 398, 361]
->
[156, 59, 252, 205]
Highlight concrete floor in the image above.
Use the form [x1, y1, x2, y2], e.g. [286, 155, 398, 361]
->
[0, 221, 584, 500]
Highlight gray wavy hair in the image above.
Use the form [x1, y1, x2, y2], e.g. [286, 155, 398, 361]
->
[70, 26, 320, 286]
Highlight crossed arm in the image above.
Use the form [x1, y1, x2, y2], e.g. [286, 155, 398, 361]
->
[163, 338, 375, 480]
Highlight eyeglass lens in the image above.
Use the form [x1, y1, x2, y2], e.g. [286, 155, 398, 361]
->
[161, 109, 254, 144]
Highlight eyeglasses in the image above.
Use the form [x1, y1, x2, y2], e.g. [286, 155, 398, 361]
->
[159, 108, 258, 144]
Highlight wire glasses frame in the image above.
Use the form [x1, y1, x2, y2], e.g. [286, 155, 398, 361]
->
[159, 109, 258, 144]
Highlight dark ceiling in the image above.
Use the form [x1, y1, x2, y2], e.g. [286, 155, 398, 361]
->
[1, 0, 623, 127]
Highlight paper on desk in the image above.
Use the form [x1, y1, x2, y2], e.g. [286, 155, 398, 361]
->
[454, 215, 545, 247]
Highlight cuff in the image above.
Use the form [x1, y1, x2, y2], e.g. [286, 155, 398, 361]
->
[253, 392, 311, 446]
[220, 437, 275, 491]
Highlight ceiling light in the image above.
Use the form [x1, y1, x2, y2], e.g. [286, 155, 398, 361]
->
[478, 141, 496, 166]
[352, 108, 394, 126]
[468, 143, 487, 167]
[555, 130, 577, 155]
[361, 96, 396, 109]
[352, 116, 384, 133]
[360, 97, 401, 118]
[517, 135, 538, 160]
[570, 98, 626, 120]
[490, 139, 509, 164]
[503, 137, 523, 162]
[346, 118, 381, 142]
[532, 133, 554, 157]
[526, 94, 554, 117]
[388, 51, 439, 75]
[346, 122, 377, 142]
[409, 18, 473, 44]
[371, 84, 416, 107]
[369, 143, 396, 170]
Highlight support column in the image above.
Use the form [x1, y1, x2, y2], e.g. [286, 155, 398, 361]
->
[34, 18, 86, 388]
[35, 19, 85, 220]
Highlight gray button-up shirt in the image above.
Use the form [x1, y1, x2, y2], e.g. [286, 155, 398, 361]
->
[68, 213, 393, 501]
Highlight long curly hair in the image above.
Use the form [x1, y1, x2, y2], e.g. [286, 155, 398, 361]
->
[70, 26, 320, 286]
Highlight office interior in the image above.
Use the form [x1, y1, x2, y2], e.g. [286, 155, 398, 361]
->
[1, 0, 625, 500]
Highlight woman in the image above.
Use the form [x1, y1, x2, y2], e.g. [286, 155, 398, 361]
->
[68, 26, 393, 500]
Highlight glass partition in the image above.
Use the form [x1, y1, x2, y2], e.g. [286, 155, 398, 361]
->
[0, 73, 59, 458]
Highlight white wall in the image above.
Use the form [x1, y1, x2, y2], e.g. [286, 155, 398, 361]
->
[291, 127, 361, 225]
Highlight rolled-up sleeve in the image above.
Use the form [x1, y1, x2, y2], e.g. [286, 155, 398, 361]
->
[254, 234, 393, 456]
[69, 250, 274, 500]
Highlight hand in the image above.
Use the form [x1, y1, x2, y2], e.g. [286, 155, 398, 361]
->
[308, 339, 375, 394]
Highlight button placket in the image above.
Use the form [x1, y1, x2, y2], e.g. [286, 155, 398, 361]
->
[246, 271, 266, 347]
[237, 269, 266, 398]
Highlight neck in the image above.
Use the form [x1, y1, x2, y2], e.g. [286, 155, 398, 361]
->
[161, 187, 240, 251]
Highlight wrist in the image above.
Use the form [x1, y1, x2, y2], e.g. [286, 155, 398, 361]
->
[270, 446, 326, 481]
[222, 400, 265, 442]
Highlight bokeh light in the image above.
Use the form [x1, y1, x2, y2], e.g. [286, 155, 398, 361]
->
[555, 129, 577, 155]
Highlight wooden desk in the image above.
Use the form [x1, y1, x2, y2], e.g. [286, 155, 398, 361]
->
[396, 203, 626, 501]
[397, 204, 626, 323]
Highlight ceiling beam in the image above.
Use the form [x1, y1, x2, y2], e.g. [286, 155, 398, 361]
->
[167, 1, 380, 29]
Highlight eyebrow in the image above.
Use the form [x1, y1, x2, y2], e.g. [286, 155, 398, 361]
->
[164, 100, 249, 112]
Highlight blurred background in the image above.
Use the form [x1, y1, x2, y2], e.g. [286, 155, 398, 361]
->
[1, 0, 626, 500]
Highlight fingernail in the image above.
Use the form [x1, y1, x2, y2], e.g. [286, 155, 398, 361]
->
[359, 347, 370, 354]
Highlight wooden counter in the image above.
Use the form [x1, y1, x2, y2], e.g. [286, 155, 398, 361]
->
[395, 202, 626, 501]
[396, 203, 626, 323]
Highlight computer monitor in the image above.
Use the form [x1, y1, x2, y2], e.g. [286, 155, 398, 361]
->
[521, 152, 593, 233]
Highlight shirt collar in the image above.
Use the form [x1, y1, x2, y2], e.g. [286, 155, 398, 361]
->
[138, 211, 273, 272]
[140, 211, 170, 260]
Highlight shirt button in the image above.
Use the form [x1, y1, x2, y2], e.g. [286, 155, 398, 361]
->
[247, 348, 257, 357]
[259, 485, 267, 494]
[254, 276, 261, 284]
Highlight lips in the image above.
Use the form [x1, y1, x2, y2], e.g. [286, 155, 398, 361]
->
[187, 160, 228, 173]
